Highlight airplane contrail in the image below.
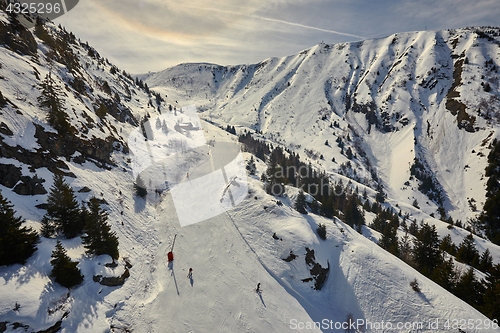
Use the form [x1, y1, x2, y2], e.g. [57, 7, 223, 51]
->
[180, 3, 365, 39]
[249, 13, 364, 39]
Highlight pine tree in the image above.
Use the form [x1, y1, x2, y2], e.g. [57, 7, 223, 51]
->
[294, 190, 308, 214]
[343, 197, 365, 232]
[439, 234, 457, 256]
[134, 175, 148, 198]
[316, 223, 327, 240]
[0, 192, 39, 266]
[263, 154, 284, 196]
[478, 248, 493, 273]
[454, 267, 484, 307]
[309, 199, 320, 214]
[379, 223, 399, 256]
[161, 120, 169, 134]
[345, 147, 353, 159]
[38, 73, 71, 134]
[399, 233, 413, 264]
[456, 233, 479, 266]
[82, 197, 119, 260]
[43, 174, 83, 238]
[40, 215, 56, 238]
[375, 185, 386, 203]
[408, 219, 419, 235]
[481, 264, 500, 320]
[246, 156, 256, 176]
[34, 17, 55, 47]
[412, 199, 420, 209]
[50, 241, 83, 288]
[431, 255, 456, 292]
[412, 222, 441, 276]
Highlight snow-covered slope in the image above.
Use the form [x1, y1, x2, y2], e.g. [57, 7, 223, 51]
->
[145, 27, 500, 224]
[0, 11, 499, 332]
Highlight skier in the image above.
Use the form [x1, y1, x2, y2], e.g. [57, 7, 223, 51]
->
[187, 268, 193, 278]
[256, 283, 261, 293]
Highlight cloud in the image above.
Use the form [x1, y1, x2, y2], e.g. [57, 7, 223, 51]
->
[55, 0, 500, 73]
[175, 3, 365, 38]
[393, 0, 500, 29]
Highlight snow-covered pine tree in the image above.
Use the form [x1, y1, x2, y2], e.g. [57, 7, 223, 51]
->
[294, 190, 307, 214]
[50, 241, 83, 288]
[246, 156, 256, 175]
[161, 120, 169, 134]
[316, 223, 326, 240]
[0, 191, 39, 266]
[82, 197, 119, 260]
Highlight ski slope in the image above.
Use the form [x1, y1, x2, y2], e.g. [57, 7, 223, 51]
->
[0, 14, 500, 332]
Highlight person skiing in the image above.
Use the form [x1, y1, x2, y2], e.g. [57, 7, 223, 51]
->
[256, 283, 261, 293]
[187, 268, 193, 278]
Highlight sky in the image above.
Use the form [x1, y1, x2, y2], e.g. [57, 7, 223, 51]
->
[55, 0, 500, 73]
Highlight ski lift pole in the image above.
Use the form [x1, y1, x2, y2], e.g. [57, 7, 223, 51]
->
[167, 234, 177, 262]
[171, 234, 177, 252]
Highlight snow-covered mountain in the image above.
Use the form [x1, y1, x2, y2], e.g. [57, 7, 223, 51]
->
[145, 27, 500, 223]
[0, 8, 499, 332]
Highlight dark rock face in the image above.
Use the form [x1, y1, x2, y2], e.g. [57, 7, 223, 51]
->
[282, 250, 297, 262]
[0, 122, 13, 136]
[35, 203, 49, 210]
[0, 123, 125, 182]
[304, 247, 330, 290]
[93, 268, 130, 287]
[0, 17, 37, 56]
[0, 134, 71, 176]
[13, 175, 47, 195]
[0, 163, 22, 188]
[0, 164, 47, 195]
[33, 124, 120, 170]
[97, 98, 138, 126]
[78, 186, 92, 193]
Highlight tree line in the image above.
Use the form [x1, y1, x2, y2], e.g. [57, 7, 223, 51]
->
[241, 132, 366, 232]
[0, 174, 119, 289]
[241, 131, 499, 321]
